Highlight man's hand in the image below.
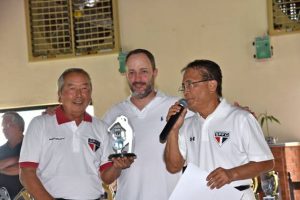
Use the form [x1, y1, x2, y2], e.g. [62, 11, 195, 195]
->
[101, 156, 135, 184]
[111, 156, 135, 170]
[42, 106, 57, 116]
[166, 102, 187, 131]
[206, 167, 233, 189]
[234, 102, 257, 118]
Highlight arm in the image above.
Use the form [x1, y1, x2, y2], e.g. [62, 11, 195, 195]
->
[0, 164, 19, 175]
[164, 103, 187, 173]
[0, 156, 19, 175]
[20, 167, 54, 200]
[100, 156, 134, 184]
[207, 111, 275, 189]
[206, 159, 274, 189]
[164, 129, 185, 173]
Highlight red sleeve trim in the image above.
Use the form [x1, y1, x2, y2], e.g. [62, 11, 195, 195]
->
[99, 161, 113, 172]
[19, 162, 39, 168]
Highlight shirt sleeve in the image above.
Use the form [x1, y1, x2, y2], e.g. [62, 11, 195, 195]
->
[241, 113, 274, 162]
[19, 116, 44, 166]
[97, 120, 113, 167]
[178, 130, 187, 160]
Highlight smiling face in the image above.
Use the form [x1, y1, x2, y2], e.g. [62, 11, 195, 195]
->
[125, 53, 157, 99]
[58, 72, 92, 120]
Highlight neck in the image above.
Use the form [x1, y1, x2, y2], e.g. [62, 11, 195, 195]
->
[64, 110, 85, 126]
[198, 97, 220, 119]
[70, 114, 84, 126]
[130, 90, 157, 110]
[8, 134, 23, 148]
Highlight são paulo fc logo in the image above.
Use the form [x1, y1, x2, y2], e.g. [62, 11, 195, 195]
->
[214, 131, 230, 147]
[88, 138, 101, 152]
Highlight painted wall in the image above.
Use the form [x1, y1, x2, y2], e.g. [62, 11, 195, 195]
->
[0, 0, 299, 142]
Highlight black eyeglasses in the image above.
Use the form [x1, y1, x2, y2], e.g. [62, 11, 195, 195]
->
[178, 79, 212, 92]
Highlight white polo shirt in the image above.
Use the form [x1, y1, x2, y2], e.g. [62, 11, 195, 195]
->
[20, 106, 112, 199]
[103, 91, 183, 200]
[179, 99, 274, 187]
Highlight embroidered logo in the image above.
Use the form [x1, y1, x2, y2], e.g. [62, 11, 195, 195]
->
[190, 136, 195, 141]
[88, 138, 101, 152]
[214, 131, 229, 146]
[49, 137, 65, 141]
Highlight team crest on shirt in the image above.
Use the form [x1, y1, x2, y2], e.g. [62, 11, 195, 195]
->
[88, 138, 101, 152]
[214, 131, 230, 147]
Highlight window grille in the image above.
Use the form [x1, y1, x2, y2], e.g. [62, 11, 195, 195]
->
[25, 0, 120, 60]
[268, 0, 300, 35]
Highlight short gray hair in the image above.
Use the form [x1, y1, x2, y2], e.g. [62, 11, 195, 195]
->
[57, 68, 92, 93]
[2, 111, 25, 132]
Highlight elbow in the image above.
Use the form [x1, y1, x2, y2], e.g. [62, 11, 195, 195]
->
[165, 160, 184, 174]
[260, 159, 275, 173]
[166, 165, 182, 174]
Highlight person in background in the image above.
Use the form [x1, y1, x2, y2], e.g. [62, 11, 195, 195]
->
[0, 112, 24, 199]
[19, 68, 134, 200]
[164, 59, 274, 200]
[102, 49, 185, 200]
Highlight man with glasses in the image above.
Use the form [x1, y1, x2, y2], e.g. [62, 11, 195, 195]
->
[0, 112, 24, 199]
[164, 59, 274, 199]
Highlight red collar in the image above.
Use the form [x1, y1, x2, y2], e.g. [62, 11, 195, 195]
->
[55, 106, 92, 125]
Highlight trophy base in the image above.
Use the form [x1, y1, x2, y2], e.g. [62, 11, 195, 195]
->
[109, 153, 136, 160]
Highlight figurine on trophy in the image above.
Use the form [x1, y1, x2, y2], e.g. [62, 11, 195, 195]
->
[260, 171, 280, 200]
[108, 115, 136, 160]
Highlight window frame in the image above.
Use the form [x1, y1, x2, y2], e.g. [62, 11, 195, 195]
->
[24, 0, 121, 61]
[267, 0, 300, 35]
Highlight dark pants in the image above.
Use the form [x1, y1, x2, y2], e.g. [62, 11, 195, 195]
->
[0, 174, 23, 199]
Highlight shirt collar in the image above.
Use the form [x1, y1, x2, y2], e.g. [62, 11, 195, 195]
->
[55, 106, 92, 125]
[126, 89, 166, 102]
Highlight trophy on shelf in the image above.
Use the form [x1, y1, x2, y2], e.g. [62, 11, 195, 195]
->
[260, 171, 280, 200]
[107, 115, 136, 160]
[251, 176, 260, 200]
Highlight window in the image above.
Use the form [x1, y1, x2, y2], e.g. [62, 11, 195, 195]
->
[0, 105, 94, 145]
[268, 0, 300, 35]
[25, 0, 120, 60]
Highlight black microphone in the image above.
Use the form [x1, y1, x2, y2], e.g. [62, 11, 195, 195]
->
[159, 99, 187, 143]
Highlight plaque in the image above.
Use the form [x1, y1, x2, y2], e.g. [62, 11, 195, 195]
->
[108, 115, 136, 160]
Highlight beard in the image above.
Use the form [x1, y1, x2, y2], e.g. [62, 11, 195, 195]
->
[129, 78, 155, 99]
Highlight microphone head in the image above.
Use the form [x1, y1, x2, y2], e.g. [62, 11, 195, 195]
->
[178, 98, 188, 108]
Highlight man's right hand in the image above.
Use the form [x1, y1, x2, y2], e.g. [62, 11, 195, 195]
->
[42, 106, 57, 116]
[166, 102, 187, 131]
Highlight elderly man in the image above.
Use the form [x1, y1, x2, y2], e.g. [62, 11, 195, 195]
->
[19, 68, 133, 200]
[164, 60, 274, 200]
[0, 112, 24, 199]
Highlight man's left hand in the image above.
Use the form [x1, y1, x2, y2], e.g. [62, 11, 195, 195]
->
[206, 167, 233, 189]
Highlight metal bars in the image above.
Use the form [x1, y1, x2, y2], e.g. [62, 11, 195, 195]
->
[26, 0, 119, 60]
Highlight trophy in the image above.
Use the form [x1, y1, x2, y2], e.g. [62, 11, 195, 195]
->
[108, 115, 136, 160]
[260, 171, 280, 200]
[0, 187, 10, 200]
